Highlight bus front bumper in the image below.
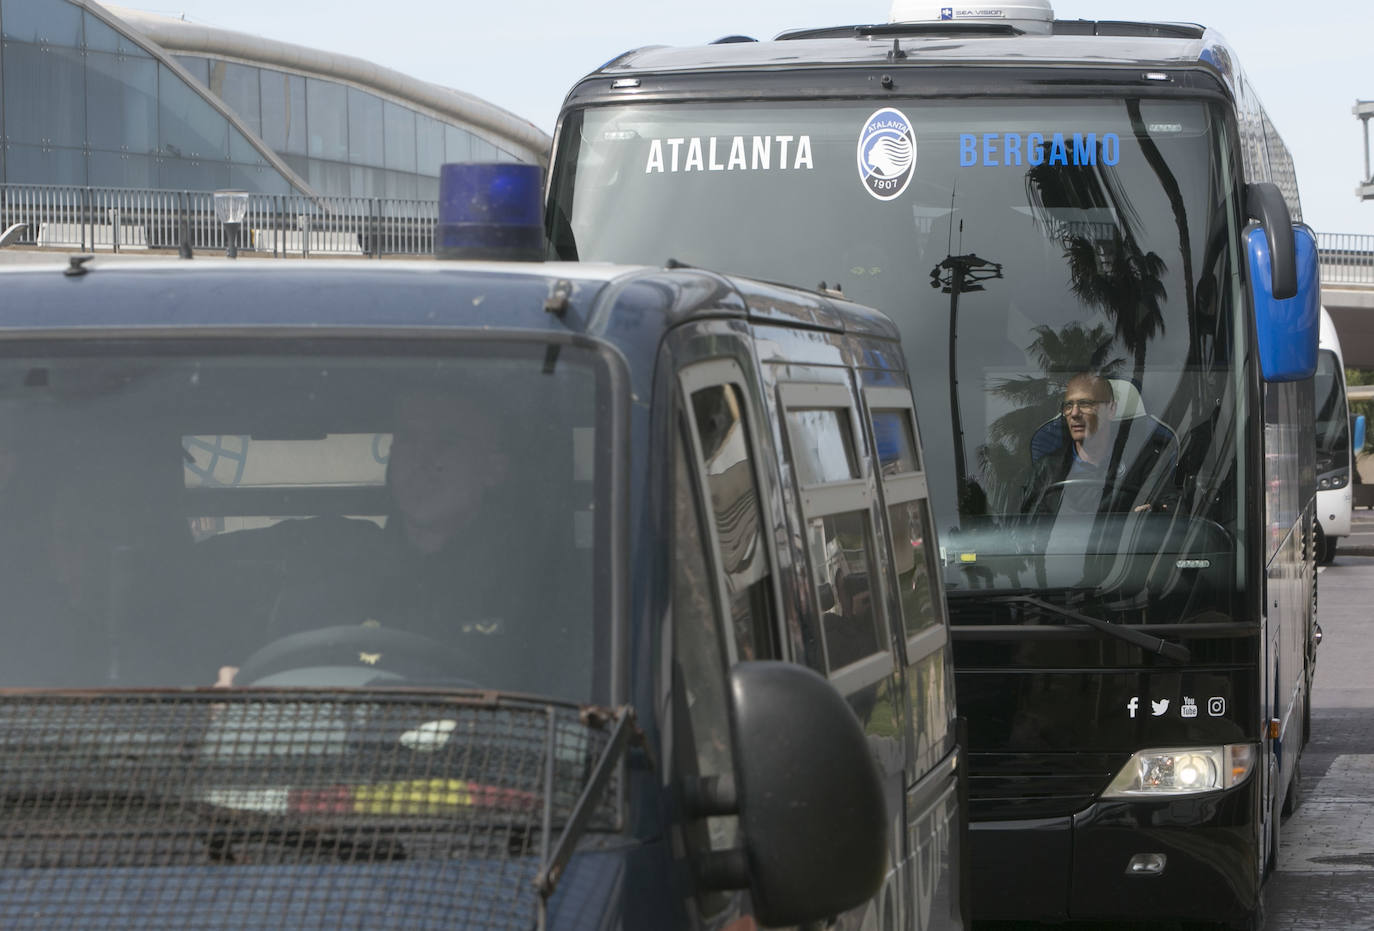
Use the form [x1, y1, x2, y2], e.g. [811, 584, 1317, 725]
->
[970, 777, 1259, 924]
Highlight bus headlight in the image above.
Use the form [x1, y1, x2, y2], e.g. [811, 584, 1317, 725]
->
[1318, 468, 1349, 490]
[1102, 744, 1254, 798]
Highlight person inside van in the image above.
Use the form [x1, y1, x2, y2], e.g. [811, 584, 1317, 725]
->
[216, 389, 526, 687]
[1020, 372, 1179, 516]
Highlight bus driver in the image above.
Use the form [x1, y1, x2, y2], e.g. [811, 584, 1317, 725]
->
[1021, 372, 1177, 516]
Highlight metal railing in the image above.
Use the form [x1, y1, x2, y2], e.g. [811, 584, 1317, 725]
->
[1, 182, 1370, 282]
[1318, 232, 1374, 286]
[1, 184, 439, 258]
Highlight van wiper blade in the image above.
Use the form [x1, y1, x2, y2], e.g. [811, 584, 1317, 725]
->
[991, 594, 1191, 663]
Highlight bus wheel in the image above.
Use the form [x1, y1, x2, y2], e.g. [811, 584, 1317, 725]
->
[1317, 525, 1336, 565]
[1283, 758, 1303, 817]
[1304, 675, 1313, 747]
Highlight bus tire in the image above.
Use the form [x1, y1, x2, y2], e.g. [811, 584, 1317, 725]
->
[1316, 525, 1336, 565]
[1283, 758, 1302, 817]
[1303, 670, 1313, 748]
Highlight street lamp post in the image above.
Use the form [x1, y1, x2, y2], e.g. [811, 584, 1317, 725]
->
[1358, 100, 1374, 201]
[213, 190, 249, 259]
[930, 247, 1003, 500]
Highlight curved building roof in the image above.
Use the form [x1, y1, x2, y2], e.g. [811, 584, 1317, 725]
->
[103, 4, 550, 165]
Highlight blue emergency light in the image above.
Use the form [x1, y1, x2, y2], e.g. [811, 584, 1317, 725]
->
[435, 163, 544, 261]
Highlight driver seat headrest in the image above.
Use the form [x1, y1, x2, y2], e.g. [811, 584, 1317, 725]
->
[1108, 378, 1145, 421]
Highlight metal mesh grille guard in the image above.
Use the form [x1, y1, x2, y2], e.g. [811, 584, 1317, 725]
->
[0, 691, 619, 930]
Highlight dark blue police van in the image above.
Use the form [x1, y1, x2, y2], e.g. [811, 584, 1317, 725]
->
[0, 170, 961, 929]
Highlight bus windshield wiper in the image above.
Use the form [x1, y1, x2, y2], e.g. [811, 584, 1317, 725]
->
[991, 594, 1191, 663]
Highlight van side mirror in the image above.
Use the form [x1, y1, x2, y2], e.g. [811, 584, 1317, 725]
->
[692, 661, 888, 926]
[1246, 185, 1318, 383]
[1355, 414, 1367, 454]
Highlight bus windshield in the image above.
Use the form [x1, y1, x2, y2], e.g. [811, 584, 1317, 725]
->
[551, 96, 1246, 622]
[1315, 348, 1350, 466]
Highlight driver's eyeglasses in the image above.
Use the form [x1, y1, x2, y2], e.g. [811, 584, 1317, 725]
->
[1061, 399, 1103, 414]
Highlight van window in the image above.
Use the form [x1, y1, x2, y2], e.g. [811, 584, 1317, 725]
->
[808, 510, 883, 668]
[786, 407, 859, 484]
[909, 648, 956, 776]
[888, 499, 939, 637]
[682, 362, 777, 662]
[673, 372, 767, 920]
[871, 409, 921, 474]
[671, 427, 740, 862]
[866, 386, 954, 774]
[781, 382, 891, 696]
[866, 388, 942, 642]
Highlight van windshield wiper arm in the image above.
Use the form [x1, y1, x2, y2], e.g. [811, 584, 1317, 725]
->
[991, 595, 1191, 663]
[535, 705, 646, 905]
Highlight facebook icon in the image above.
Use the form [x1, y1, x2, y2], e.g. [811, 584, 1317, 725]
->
[1126, 696, 1139, 718]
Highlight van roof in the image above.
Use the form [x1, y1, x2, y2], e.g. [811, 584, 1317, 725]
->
[0, 258, 899, 343]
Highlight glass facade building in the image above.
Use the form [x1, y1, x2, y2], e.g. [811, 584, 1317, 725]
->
[177, 55, 522, 200]
[0, 0, 545, 197]
[0, 0, 289, 192]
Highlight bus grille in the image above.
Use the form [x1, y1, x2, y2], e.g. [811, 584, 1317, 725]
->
[968, 753, 1120, 820]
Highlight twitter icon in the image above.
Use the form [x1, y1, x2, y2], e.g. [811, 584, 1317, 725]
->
[1151, 699, 1170, 716]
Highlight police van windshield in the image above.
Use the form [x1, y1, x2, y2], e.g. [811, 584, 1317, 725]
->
[550, 96, 1246, 620]
[0, 340, 611, 701]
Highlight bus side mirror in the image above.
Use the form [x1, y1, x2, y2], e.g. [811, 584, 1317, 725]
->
[715, 661, 888, 926]
[1355, 415, 1367, 454]
[1246, 183, 1296, 300]
[1247, 197, 1319, 382]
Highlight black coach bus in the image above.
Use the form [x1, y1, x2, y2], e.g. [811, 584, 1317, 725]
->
[545, 1, 1321, 926]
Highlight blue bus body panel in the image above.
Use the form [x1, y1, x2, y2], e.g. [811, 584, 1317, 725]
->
[1249, 226, 1321, 382]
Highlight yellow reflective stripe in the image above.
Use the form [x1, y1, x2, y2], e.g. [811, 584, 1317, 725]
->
[352, 779, 473, 815]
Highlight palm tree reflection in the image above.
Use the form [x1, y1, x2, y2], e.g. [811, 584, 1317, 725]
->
[1025, 155, 1168, 388]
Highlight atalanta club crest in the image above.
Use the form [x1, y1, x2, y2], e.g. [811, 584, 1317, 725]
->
[857, 108, 917, 201]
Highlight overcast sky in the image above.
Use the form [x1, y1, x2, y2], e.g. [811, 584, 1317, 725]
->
[122, 0, 1372, 234]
